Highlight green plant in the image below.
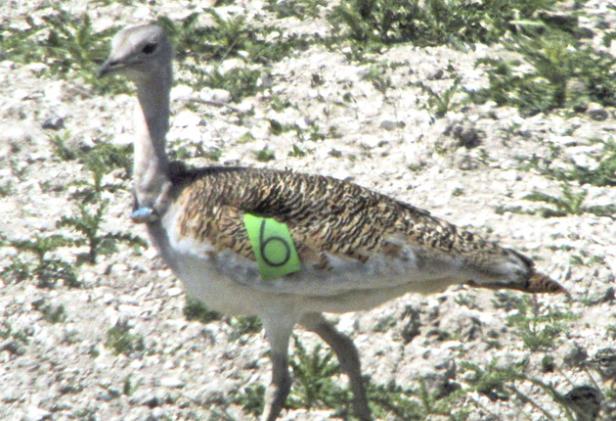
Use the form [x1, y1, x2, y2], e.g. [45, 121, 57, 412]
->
[158, 10, 308, 66]
[526, 138, 616, 187]
[83, 142, 133, 178]
[0, 9, 127, 93]
[506, 296, 576, 351]
[367, 378, 468, 420]
[1, 234, 80, 288]
[183, 297, 222, 324]
[287, 336, 348, 410]
[72, 160, 122, 203]
[205, 147, 223, 162]
[269, 119, 297, 136]
[105, 321, 145, 356]
[57, 139, 143, 264]
[234, 384, 265, 417]
[266, 0, 327, 19]
[58, 200, 145, 264]
[189, 65, 262, 102]
[473, 30, 616, 115]
[362, 63, 392, 94]
[289, 144, 307, 158]
[368, 380, 425, 419]
[255, 147, 276, 162]
[227, 316, 262, 341]
[51, 136, 132, 201]
[416, 77, 462, 118]
[328, 0, 568, 51]
[523, 183, 616, 219]
[461, 359, 526, 401]
[48, 131, 78, 161]
[461, 359, 580, 420]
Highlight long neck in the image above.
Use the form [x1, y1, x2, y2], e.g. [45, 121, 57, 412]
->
[133, 66, 172, 206]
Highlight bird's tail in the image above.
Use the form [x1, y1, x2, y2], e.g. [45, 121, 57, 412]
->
[525, 271, 569, 294]
[466, 271, 569, 295]
[464, 247, 569, 296]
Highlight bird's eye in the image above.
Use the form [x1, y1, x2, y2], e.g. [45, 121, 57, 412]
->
[142, 43, 157, 54]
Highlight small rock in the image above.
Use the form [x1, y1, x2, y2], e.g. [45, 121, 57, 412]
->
[23, 406, 51, 421]
[160, 376, 184, 388]
[587, 102, 608, 121]
[450, 123, 484, 148]
[130, 389, 167, 408]
[96, 388, 119, 402]
[0, 339, 26, 356]
[422, 357, 460, 399]
[400, 305, 421, 344]
[591, 348, 616, 382]
[564, 342, 588, 367]
[0, 126, 31, 144]
[454, 152, 479, 171]
[259, 73, 274, 89]
[441, 309, 483, 341]
[379, 120, 400, 131]
[41, 115, 64, 130]
[564, 385, 602, 421]
[2, 389, 21, 403]
[360, 134, 383, 149]
[428, 69, 444, 80]
[200, 88, 232, 104]
[174, 110, 202, 128]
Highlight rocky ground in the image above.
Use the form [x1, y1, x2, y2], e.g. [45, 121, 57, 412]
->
[1, 0, 615, 420]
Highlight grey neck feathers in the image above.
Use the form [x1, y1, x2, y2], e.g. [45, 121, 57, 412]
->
[133, 66, 172, 207]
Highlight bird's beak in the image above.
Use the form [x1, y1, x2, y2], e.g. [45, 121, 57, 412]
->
[97, 58, 122, 78]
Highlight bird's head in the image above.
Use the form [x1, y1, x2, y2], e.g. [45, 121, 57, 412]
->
[98, 24, 172, 82]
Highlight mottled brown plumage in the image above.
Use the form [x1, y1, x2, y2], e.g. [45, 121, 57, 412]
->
[171, 165, 565, 294]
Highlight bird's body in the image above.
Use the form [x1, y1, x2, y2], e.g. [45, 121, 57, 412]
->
[150, 165, 554, 316]
[99, 24, 567, 421]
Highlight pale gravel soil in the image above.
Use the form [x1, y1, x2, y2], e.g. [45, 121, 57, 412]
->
[1, 1, 615, 420]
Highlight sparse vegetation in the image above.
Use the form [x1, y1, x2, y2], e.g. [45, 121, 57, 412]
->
[105, 321, 145, 356]
[228, 316, 263, 341]
[255, 146, 276, 162]
[287, 336, 348, 410]
[266, 0, 327, 19]
[496, 182, 616, 219]
[523, 183, 616, 219]
[0, 8, 127, 93]
[472, 29, 616, 116]
[1, 234, 80, 288]
[58, 200, 145, 264]
[183, 297, 222, 324]
[328, 0, 571, 51]
[159, 10, 309, 66]
[524, 138, 616, 187]
[192, 65, 263, 102]
[416, 77, 463, 118]
[506, 296, 576, 351]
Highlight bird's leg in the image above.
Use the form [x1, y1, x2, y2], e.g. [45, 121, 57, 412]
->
[301, 313, 371, 421]
[261, 317, 294, 421]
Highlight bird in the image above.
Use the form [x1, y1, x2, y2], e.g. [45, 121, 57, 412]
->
[98, 23, 567, 421]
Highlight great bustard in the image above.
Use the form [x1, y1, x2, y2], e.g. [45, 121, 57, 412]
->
[98, 24, 567, 421]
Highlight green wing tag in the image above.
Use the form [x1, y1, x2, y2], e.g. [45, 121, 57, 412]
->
[243, 213, 301, 281]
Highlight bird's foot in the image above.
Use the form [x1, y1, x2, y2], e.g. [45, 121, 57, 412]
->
[131, 206, 159, 223]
